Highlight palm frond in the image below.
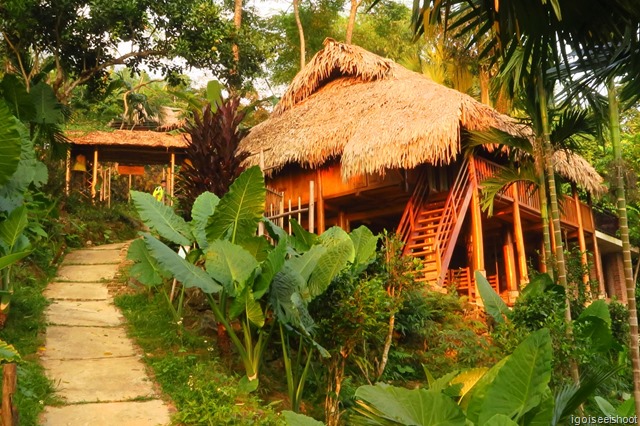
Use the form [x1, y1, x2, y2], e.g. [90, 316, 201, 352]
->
[466, 128, 533, 155]
[479, 163, 537, 216]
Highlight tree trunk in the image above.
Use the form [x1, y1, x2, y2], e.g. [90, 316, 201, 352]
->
[537, 74, 580, 386]
[534, 139, 553, 280]
[608, 80, 640, 418]
[325, 356, 345, 426]
[345, 0, 360, 44]
[377, 313, 395, 379]
[232, 0, 244, 68]
[293, 0, 306, 70]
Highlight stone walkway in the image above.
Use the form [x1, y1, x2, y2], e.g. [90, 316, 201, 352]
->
[39, 242, 172, 426]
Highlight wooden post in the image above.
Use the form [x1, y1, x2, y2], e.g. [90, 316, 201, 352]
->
[2, 363, 17, 426]
[469, 157, 485, 303]
[107, 166, 112, 208]
[170, 152, 176, 206]
[316, 170, 325, 233]
[588, 220, 606, 298]
[91, 149, 99, 202]
[65, 149, 71, 196]
[512, 184, 529, 283]
[573, 185, 589, 285]
[469, 157, 485, 272]
[309, 180, 315, 233]
[128, 174, 132, 202]
[503, 228, 519, 303]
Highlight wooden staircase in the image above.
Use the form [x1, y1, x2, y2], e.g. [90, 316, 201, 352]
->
[399, 158, 474, 285]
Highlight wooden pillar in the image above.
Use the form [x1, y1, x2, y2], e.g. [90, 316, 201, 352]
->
[309, 180, 315, 233]
[128, 174, 132, 202]
[337, 211, 349, 232]
[503, 228, 519, 302]
[469, 157, 485, 273]
[170, 152, 176, 206]
[589, 208, 606, 297]
[91, 149, 99, 202]
[107, 167, 111, 208]
[65, 149, 71, 196]
[573, 185, 589, 285]
[316, 170, 325, 234]
[512, 184, 529, 284]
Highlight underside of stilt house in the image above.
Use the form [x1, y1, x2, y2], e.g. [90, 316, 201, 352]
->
[240, 39, 624, 304]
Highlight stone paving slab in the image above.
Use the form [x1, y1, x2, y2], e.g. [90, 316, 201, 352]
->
[42, 326, 137, 360]
[62, 249, 122, 265]
[86, 242, 129, 251]
[44, 282, 110, 300]
[42, 356, 157, 403]
[46, 300, 122, 327]
[40, 400, 171, 426]
[55, 264, 118, 282]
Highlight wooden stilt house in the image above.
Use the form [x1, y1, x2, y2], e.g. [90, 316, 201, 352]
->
[240, 39, 619, 303]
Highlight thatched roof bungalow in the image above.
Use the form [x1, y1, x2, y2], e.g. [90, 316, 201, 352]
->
[241, 39, 615, 303]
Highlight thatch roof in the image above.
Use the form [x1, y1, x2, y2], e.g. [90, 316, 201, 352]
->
[68, 130, 188, 149]
[553, 150, 606, 196]
[240, 38, 530, 179]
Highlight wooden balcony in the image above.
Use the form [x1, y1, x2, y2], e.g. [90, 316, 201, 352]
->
[474, 157, 595, 233]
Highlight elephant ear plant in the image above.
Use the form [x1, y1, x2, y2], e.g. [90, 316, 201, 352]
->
[128, 165, 365, 391]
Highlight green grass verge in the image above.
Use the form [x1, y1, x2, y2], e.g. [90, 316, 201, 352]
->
[0, 266, 59, 426]
[115, 290, 285, 426]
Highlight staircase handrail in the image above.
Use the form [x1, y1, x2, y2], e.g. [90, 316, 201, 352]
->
[434, 157, 472, 282]
[397, 168, 430, 245]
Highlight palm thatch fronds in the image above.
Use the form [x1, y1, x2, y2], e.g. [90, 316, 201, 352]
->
[553, 150, 606, 197]
[68, 130, 188, 149]
[241, 39, 528, 180]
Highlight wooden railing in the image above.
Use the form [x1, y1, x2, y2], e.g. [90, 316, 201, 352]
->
[264, 181, 315, 234]
[473, 157, 593, 232]
[398, 168, 431, 246]
[435, 157, 473, 284]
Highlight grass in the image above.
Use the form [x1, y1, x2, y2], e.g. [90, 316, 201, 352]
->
[0, 264, 60, 425]
[115, 286, 285, 426]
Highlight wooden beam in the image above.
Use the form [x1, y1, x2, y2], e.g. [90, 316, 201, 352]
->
[512, 184, 529, 283]
[65, 149, 71, 196]
[309, 180, 315, 233]
[91, 149, 99, 202]
[317, 170, 325, 233]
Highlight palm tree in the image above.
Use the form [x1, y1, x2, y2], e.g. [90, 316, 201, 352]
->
[412, 0, 640, 413]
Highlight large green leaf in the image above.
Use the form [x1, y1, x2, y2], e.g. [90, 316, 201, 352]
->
[254, 238, 287, 299]
[206, 166, 265, 244]
[143, 234, 221, 293]
[206, 80, 223, 110]
[450, 368, 488, 401]
[0, 339, 20, 363]
[475, 270, 510, 323]
[0, 250, 31, 271]
[0, 205, 28, 252]
[282, 411, 325, 426]
[575, 300, 612, 352]
[288, 245, 327, 283]
[229, 285, 265, 327]
[353, 383, 466, 426]
[302, 227, 355, 298]
[270, 266, 316, 333]
[239, 236, 271, 263]
[191, 191, 220, 248]
[1, 74, 35, 121]
[289, 218, 318, 252]
[484, 414, 518, 425]
[127, 239, 169, 287]
[464, 357, 509, 421]
[30, 81, 64, 124]
[520, 273, 554, 301]
[131, 191, 192, 246]
[478, 329, 552, 424]
[523, 390, 554, 426]
[205, 240, 259, 296]
[0, 100, 23, 186]
[349, 225, 378, 273]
